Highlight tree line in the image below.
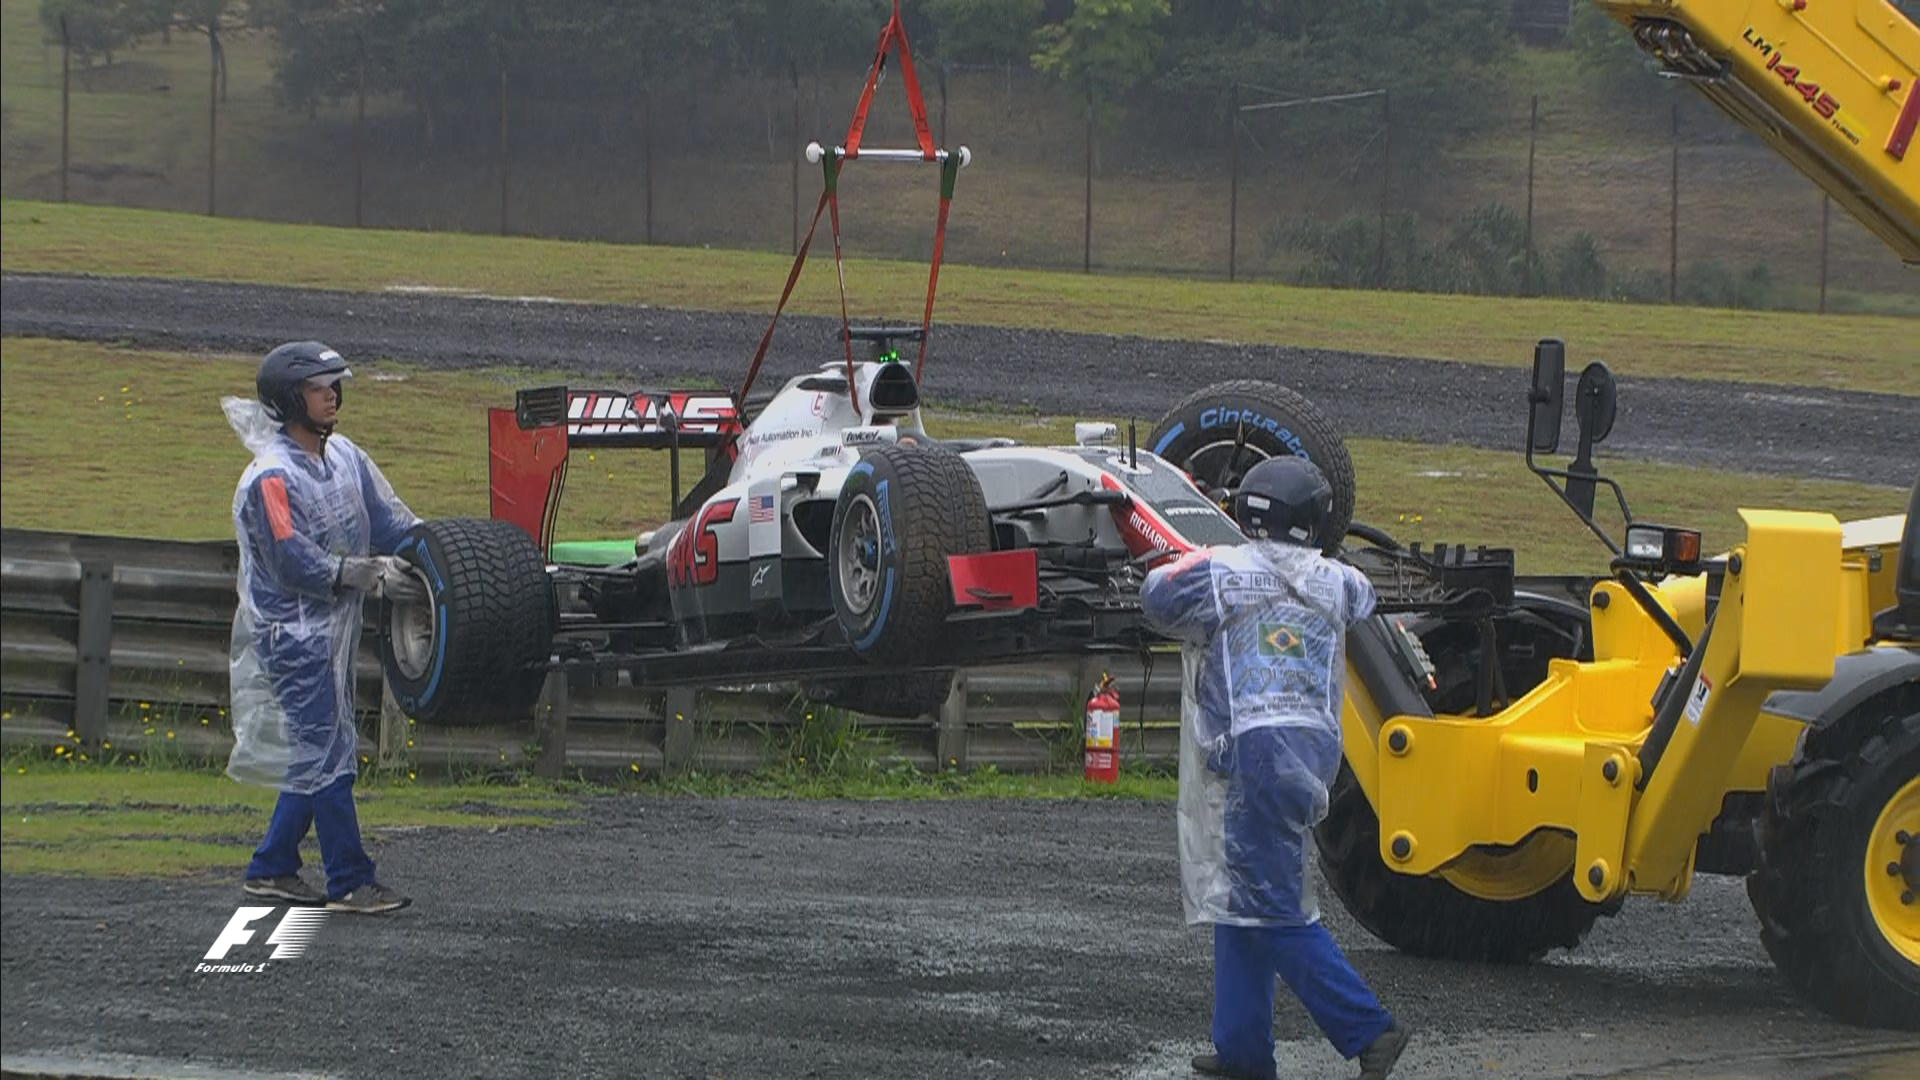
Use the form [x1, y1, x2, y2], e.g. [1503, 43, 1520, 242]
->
[41, 1, 1526, 125]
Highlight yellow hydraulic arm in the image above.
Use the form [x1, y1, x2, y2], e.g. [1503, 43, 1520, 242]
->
[1590, 0, 1920, 265]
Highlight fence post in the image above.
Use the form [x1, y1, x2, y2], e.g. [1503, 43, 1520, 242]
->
[644, 87, 655, 245]
[73, 561, 114, 745]
[498, 65, 510, 236]
[1083, 88, 1094, 273]
[533, 669, 569, 779]
[791, 63, 801, 255]
[936, 672, 969, 770]
[1228, 83, 1238, 282]
[662, 686, 697, 770]
[353, 33, 367, 228]
[59, 15, 70, 204]
[207, 27, 219, 217]
[1818, 195, 1831, 314]
[1376, 89, 1391, 287]
[1524, 94, 1538, 296]
[1669, 102, 1680, 303]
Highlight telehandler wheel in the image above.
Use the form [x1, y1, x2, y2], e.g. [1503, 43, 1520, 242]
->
[1316, 763, 1612, 962]
[1748, 689, 1920, 1030]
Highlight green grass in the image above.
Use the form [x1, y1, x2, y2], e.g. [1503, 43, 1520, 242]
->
[1, 338, 1906, 574]
[0, 758, 574, 877]
[4, 200, 1916, 394]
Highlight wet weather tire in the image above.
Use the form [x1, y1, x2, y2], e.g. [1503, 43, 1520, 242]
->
[1316, 763, 1611, 962]
[1149, 380, 1355, 554]
[380, 518, 556, 726]
[828, 444, 991, 666]
[1747, 685, 1920, 1030]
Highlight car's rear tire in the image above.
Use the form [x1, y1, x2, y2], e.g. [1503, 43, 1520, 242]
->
[1747, 683, 1920, 1030]
[1149, 380, 1355, 554]
[381, 518, 555, 726]
[828, 444, 991, 666]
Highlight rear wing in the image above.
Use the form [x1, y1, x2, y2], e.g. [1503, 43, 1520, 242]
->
[489, 386, 744, 554]
[513, 386, 743, 449]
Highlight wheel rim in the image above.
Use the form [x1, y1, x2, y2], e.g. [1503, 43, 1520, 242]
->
[1179, 439, 1274, 502]
[386, 568, 437, 681]
[1864, 772, 1920, 965]
[836, 494, 883, 617]
[1439, 832, 1578, 902]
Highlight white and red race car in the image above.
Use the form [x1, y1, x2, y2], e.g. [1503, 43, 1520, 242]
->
[375, 324, 1387, 723]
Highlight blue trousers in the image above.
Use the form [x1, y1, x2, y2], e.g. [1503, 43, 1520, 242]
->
[245, 771, 376, 900]
[1211, 922, 1394, 1080]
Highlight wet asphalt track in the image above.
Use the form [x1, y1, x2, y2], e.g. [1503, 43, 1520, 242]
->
[2, 272, 1916, 486]
[3, 797, 1917, 1080]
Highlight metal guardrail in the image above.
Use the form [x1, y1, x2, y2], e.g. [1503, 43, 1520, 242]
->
[0, 528, 1182, 775]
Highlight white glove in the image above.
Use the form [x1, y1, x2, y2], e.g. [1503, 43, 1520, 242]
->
[377, 556, 429, 604]
[337, 555, 428, 602]
[336, 556, 382, 593]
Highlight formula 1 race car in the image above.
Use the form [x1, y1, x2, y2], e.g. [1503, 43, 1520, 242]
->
[376, 325, 1388, 723]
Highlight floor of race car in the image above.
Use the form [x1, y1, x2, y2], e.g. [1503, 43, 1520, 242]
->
[3, 797, 1915, 1080]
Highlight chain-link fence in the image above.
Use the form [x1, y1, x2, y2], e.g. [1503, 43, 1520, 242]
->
[3, 17, 1914, 317]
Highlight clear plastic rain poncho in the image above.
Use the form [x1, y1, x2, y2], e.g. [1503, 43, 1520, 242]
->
[1141, 541, 1377, 927]
[222, 398, 419, 793]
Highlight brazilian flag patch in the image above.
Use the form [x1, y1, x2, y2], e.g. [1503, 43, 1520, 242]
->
[1259, 622, 1306, 658]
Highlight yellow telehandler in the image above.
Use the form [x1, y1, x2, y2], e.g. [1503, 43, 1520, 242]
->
[1309, 0, 1918, 1032]
[1589, 0, 1918, 264]
[1319, 339, 1916, 1029]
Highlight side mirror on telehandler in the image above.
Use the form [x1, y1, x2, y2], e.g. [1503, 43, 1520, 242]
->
[1524, 338, 1633, 557]
[1529, 339, 1565, 454]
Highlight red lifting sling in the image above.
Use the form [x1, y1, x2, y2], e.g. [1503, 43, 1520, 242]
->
[736, 0, 967, 416]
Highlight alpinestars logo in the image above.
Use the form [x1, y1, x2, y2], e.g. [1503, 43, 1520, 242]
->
[195, 907, 329, 974]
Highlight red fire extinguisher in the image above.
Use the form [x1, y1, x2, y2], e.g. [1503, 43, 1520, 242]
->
[1084, 673, 1121, 784]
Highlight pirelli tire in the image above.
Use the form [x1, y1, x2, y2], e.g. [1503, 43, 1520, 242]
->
[828, 444, 992, 667]
[380, 518, 556, 726]
[1316, 763, 1612, 962]
[1747, 684, 1920, 1030]
[1149, 380, 1355, 555]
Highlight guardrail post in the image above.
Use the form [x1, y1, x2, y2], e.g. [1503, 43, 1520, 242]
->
[937, 672, 969, 770]
[378, 674, 411, 771]
[533, 669, 569, 779]
[73, 561, 114, 744]
[662, 687, 698, 771]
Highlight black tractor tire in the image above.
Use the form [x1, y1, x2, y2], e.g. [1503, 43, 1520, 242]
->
[1747, 685, 1920, 1030]
[380, 518, 556, 726]
[1148, 380, 1355, 555]
[1315, 606, 1608, 962]
[828, 444, 992, 666]
[1316, 763, 1612, 962]
[804, 671, 957, 720]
